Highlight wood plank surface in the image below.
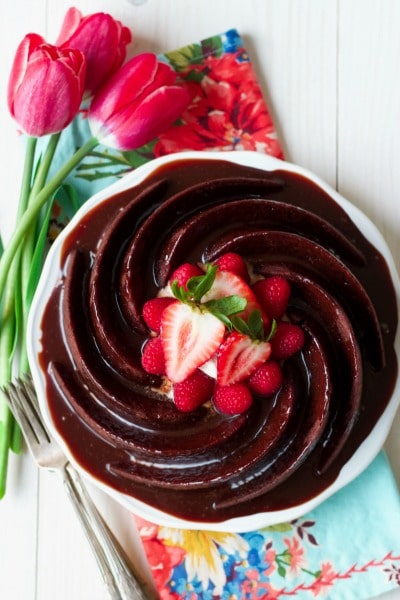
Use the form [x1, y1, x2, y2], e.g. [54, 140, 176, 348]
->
[0, 2, 399, 599]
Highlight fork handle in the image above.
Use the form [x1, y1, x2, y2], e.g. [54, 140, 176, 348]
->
[60, 463, 156, 600]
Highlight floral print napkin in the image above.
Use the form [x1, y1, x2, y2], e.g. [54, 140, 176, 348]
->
[137, 453, 400, 599]
[46, 29, 400, 600]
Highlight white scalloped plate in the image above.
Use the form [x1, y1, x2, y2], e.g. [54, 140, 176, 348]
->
[27, 151, 400, 532]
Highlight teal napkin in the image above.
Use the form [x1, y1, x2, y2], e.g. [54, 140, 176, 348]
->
[42, 29, 400, 600]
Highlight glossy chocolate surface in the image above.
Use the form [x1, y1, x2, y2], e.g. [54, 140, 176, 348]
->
[39, 158, 398, 522]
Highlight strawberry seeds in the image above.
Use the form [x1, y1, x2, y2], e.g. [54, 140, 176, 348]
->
[140, 253, 305, 415]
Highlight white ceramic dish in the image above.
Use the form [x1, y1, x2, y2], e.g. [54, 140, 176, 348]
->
[27, 151, 400, 532]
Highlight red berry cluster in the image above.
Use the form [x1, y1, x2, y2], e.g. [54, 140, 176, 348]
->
[141, 253, 304, 415]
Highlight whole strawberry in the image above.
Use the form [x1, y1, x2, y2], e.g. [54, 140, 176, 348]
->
[173, 369, 215, 412]
[213, 383, 253, 415]
[248, 360, 283, 396]
[253, 276, 291, 320]
[271, 322, 305, 360]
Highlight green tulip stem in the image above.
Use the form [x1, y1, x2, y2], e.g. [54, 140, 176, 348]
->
[0, 136, 99, 309]
[0, 136, 37, 496]
[19, 133, 61, 376]
[10, 133, 62, 454]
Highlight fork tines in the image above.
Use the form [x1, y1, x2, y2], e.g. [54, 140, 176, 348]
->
[2, 376, 51, 445]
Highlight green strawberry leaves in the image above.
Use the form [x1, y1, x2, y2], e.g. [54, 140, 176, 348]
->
[171, 263, 277, 340]
[186, 263, 217, 301]
[203, 295, 247, 327]
[171, 263, 247, 326]
[232, 309, 277, 342]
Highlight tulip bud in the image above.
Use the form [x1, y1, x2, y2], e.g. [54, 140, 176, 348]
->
[7, 34, 86, 137]
[56, 7, 132, 96]
[88, 53, 190, 151]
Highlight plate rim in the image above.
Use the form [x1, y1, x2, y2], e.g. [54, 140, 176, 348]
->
[27, 150, 400, 532]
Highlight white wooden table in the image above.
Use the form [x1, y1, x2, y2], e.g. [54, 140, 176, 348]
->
[1, 1, 400, 599]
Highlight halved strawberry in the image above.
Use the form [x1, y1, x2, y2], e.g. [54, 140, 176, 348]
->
[161, 302, 225, 383]
[202, 270, 266, 323]
[217, 331, 272, 386]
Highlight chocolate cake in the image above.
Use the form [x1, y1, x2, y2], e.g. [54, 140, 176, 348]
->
[37, 156, 398, 522]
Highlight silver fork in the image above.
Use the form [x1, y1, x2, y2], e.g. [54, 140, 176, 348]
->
[2, 376, 156, 600]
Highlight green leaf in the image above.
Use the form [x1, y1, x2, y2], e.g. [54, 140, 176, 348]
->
[263, 522, 293, 533]
[60, 183, 81, 214]
[182, 70, 205, 83]
[187, 264, 216, 302]
[211, 312, 233, 328]
[205, 296, 247, 318]
[266, 319, 277, 342]
[231, 315, 251, 337]
[75, 168, 130, 182]
[164, 43, 204, 70]
[313, 570, 322, 578]
[201, 35, 224, 58]
[231, 310, 265, 340]
[248, 309, 264, 339]
[277, 564, 287, 577]
[171, 280, 188, 303]
[77, 148, 133, 169]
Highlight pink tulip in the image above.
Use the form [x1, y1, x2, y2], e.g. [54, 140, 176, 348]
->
[88, 53, 190, 150]
[56, 7, 132, 95]
[7, 33, 86, 137]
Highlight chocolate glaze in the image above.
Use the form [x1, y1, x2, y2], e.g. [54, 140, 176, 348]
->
[38, 158, 398, 522]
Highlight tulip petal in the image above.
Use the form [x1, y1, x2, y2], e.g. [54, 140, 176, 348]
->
[63, 16, 120, 93]
[133, 62, 177, 101]
[96, 85, 190, 150]
[89, 53, 158, 122]
[13, 52, 85, 136]
[153, 62, 178, 87]
[7, 33, 45, 114]
[55, 6, 83, 44]
[57, 9, 132, 95]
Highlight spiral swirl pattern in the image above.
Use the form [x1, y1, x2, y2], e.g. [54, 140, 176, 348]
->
[40, 157, 398, 521]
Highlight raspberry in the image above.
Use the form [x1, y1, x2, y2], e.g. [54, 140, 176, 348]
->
[248, 361, 283, 396]
[271, 322, 305, 360]
[253, 276, 291, 320]
[141, 337, 166, 375]
[173, 369, 215, 412]
[142, 297, 177, 332]
[214, 252, 250, 283]
[169, 263, 204, 291]
[213, 383, 253, 415]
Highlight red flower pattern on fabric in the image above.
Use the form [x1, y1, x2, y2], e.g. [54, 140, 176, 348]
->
[154, 50, 283, 158]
